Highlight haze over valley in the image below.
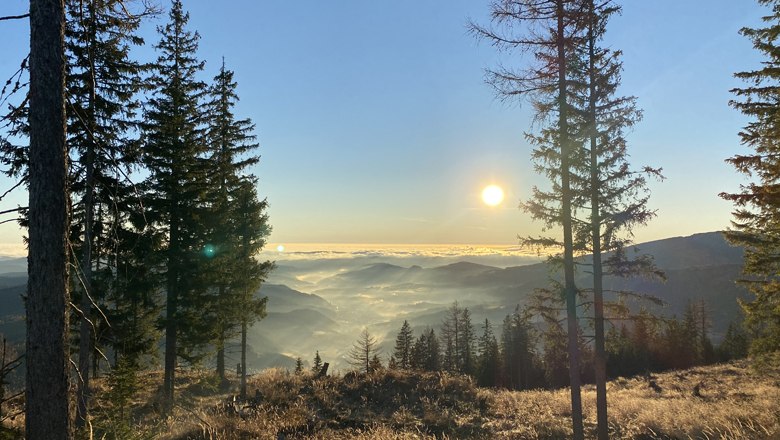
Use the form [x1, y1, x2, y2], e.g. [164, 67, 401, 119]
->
[0, 231, 746, 373]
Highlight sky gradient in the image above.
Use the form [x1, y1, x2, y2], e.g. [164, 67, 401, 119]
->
[0, 0, 767, 251]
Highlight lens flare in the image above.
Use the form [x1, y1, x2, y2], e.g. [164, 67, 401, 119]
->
[277, 245, 285, 252]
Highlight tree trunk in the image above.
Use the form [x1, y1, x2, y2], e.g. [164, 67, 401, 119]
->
[216, 345, 225, 381]
[240, 320, 247, 399]
[557, 1, 584, 439]
[588, 2, 608, 438]
[27, 0, 72, 438]
[163, 211, 180, 413]
[76, 1, 98, 426]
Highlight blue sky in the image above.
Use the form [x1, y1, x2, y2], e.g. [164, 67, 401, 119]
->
[0, 0, 766, 250]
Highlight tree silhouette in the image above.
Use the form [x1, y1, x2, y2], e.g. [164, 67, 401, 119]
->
[721, 0, 780, 362]
[348, 328, 380, 373]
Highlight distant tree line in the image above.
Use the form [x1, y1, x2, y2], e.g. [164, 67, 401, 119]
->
[1, 0, 273, 432]
[360, 301, 750, 391]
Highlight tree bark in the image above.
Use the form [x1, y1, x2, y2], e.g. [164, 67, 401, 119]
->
[557, 1, 584, 438]
[163, 207, 180, 413]
[27, 0, 72, 438]
[240, 320, 247, 399]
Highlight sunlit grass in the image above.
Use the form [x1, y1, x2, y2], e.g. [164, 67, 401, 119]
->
[2, 359, 778, 439]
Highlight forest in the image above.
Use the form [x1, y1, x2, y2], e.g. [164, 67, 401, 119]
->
[1, 0, 780, 439]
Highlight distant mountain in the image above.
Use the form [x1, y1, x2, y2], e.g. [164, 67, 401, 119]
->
[261, 284, 332, 314]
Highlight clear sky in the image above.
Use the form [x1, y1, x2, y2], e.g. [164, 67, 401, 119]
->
[0, 0, 767, 250]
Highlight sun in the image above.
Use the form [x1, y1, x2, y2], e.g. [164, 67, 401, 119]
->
[481, 185, 504, 207]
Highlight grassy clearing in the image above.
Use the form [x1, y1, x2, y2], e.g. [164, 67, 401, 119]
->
[1, 360, 778, 439]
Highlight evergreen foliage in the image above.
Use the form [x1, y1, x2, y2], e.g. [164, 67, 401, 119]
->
[141, 0, 210, 409]
[470, 2, 591, 436]
[312, 351, 323, 374]
[721, 0, 780, 362]
[393, 320, 414, 370]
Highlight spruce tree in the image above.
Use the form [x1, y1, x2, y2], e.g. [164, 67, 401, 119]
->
[63, 0, 150, 426]
[477, 319, 500, 387]
[312, 351, 323, 374]
[393, 320, 414, 370]
[721, 0, 780, 362]
[141, 0, 208, 410]
[199, 60, 266, 381]
[233, 178, 272, 398]
[471, 2, 588, 436]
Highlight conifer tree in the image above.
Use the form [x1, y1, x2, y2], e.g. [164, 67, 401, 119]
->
[477, 319, 500, 387]
[141, 0, 208, 410]
[471, 2, 588, 436]
[232, 178, 272, 399]
[294, 357, 303, 375]
[312, 351, 323, 374]
[500, 308, 540, 390]
[411, 327, 440, 372]
[199, 60, 268, 381]
[63, 0, 151, 426]
[721, 0, 780, 362]
[348, 328, 380, 373]
[393, 320, 414, 370]
[569, 2, 662, 436]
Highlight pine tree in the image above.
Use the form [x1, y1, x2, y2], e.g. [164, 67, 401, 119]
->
[471, 3, 589, 436]
[393, 320, 414, 370]
[294, 357, 304, 375]
[141, 0, 209, 410]
[721, 0, 780, 362]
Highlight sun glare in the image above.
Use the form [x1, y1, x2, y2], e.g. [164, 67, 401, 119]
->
[277, 245, 285, 252]
[481, 185, 504, 207]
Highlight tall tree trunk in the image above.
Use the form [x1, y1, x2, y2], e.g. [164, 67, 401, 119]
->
[240, 320, 247, 399]
[216, 286, 226, 381]
[216, 344, 225, 381]
[587, 2, 608, 438]
[557, 1, 584, 439]
[27, 0, 72, 438]
[76, 1, 98, 426]
[163, 210, 180, 413]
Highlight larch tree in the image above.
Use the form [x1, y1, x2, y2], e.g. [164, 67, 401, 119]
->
[568, 1, 662, 437]
[470, 1, 588, 437]
[348, 328, 380, 373]
[721, 0, 780, 362]
[27, 0, 72, 437]
[141, 0, 208, 410]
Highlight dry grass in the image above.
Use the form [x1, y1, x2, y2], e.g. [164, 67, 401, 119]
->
[2, 360, 779, 439]
[487, 360, 780, 439]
